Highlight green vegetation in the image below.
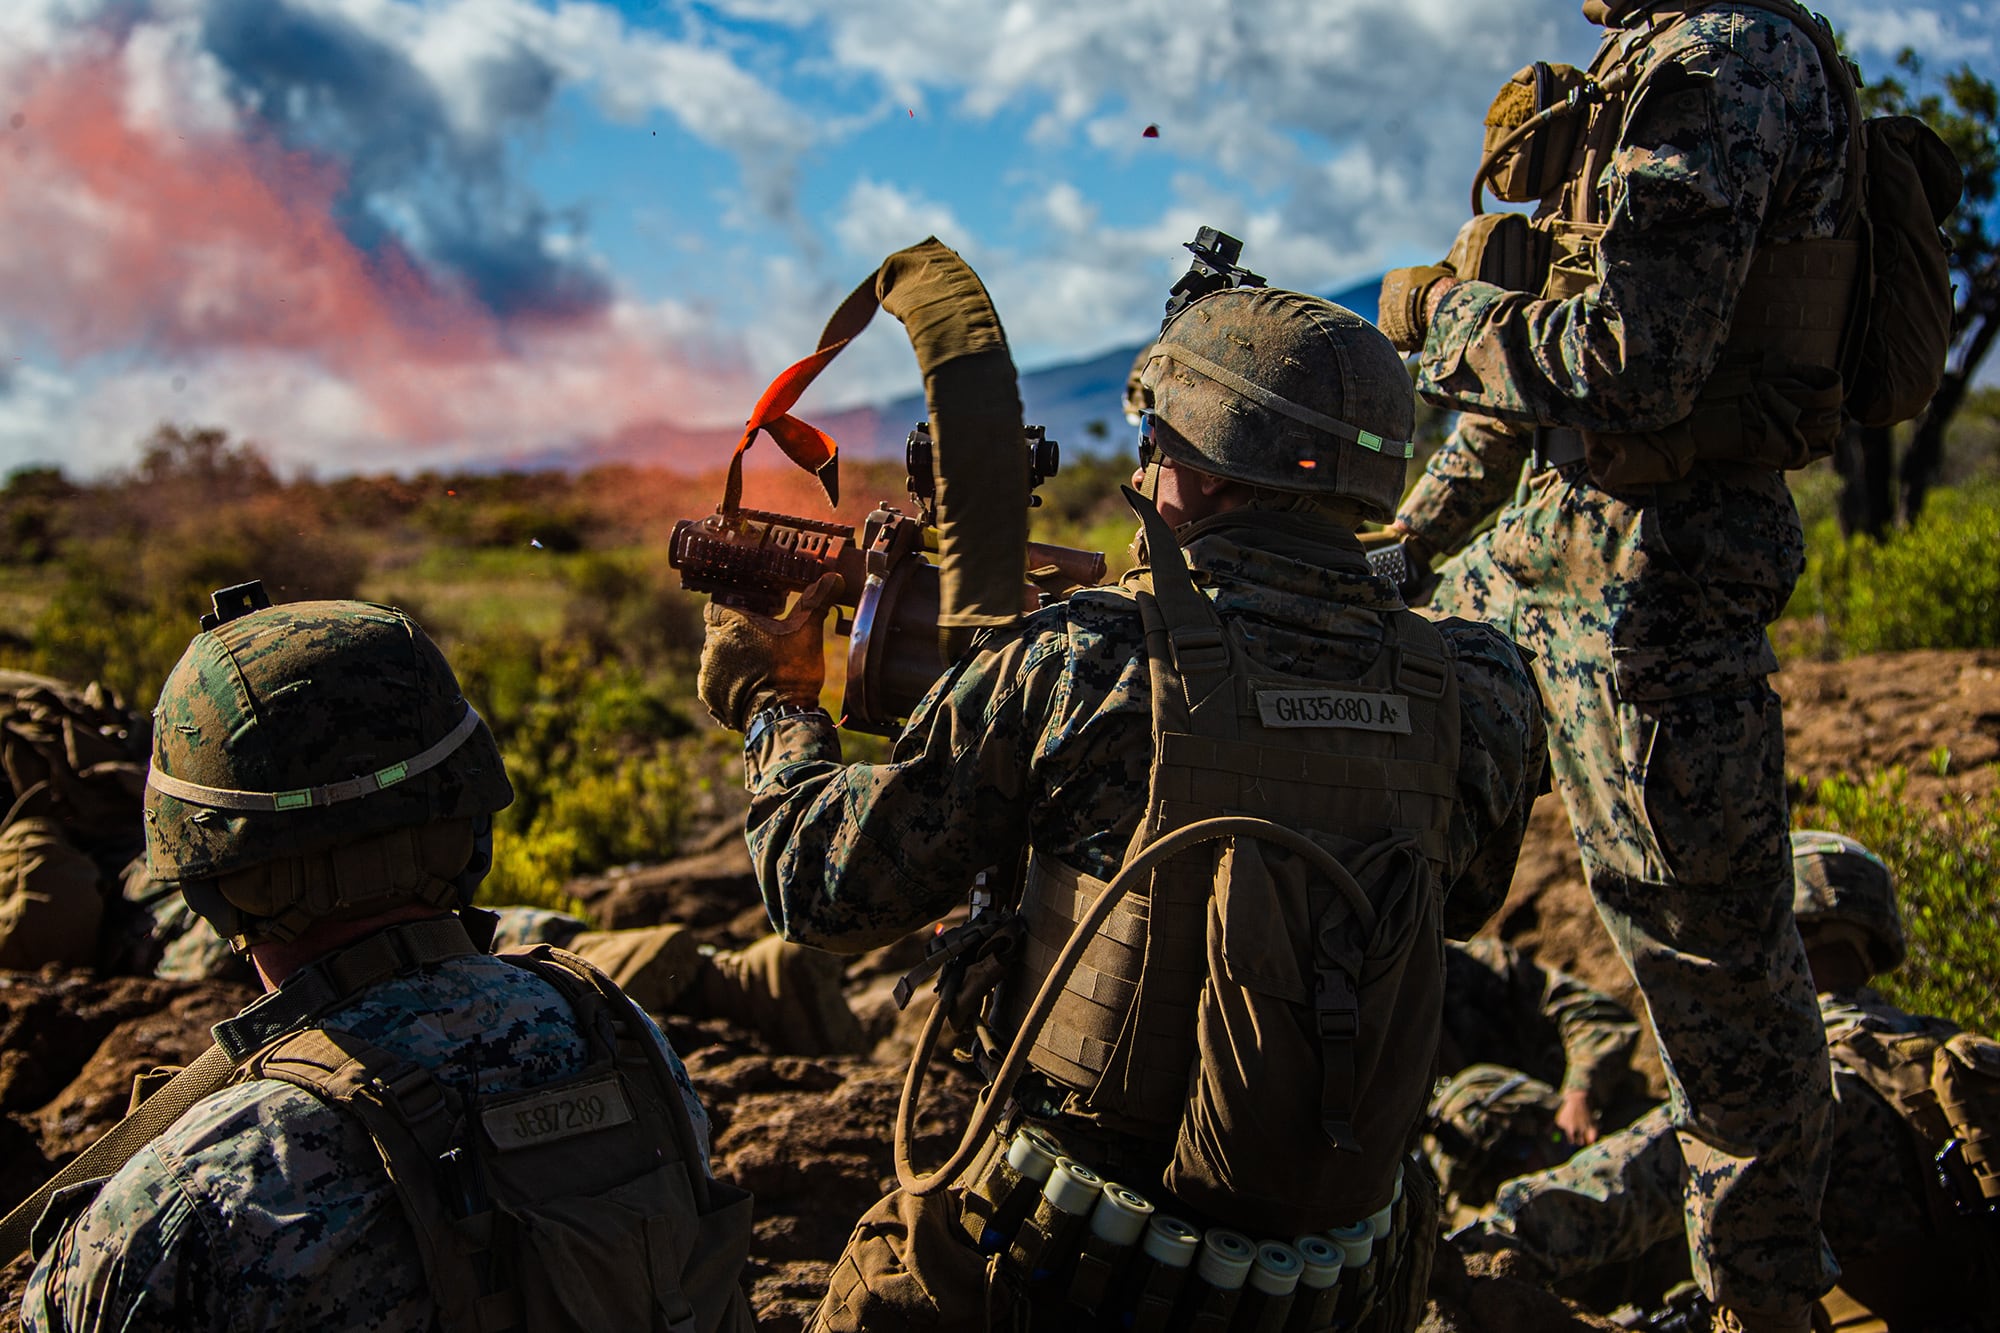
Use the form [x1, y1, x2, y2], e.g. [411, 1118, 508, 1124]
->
[1784, 482, 2000, 656]
[1794, 768, 2000, 1035]
[0, 426, 729, 916]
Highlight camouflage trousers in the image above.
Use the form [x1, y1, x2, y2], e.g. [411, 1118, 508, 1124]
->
[1430, 461, 1835, 1313]
[1480, 1104, 1689, 1278]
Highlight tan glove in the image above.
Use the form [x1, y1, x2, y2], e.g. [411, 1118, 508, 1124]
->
[1378, 264, 1455, 352]
[697, 573, 840, 731]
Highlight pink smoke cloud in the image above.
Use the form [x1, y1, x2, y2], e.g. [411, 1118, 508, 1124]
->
[0, 51, 749, 460]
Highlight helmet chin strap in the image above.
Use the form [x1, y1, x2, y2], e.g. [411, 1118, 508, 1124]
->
[1137, 459, 1164, 502]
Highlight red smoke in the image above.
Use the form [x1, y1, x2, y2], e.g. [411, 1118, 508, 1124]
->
[0, 53, 746, 455]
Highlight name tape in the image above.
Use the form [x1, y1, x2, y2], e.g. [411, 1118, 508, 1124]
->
[482, 1074, 634, 1152]
[1255, 688, 1413, 734]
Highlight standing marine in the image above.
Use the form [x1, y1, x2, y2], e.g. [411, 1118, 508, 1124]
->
[1376, 0, 1870, 1324]
[15, 590, 752, 1332]
[700, 282, 1547, 1331]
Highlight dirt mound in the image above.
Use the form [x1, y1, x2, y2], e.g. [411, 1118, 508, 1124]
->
[1, 648, 1977, 1326]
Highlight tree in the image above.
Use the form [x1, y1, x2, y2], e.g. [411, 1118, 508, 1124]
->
[1838, 51, 2000, 535]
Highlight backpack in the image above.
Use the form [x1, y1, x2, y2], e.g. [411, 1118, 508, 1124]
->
[245, 943, 755, 1333]
[0, 673, 148, 968]
[975, 496, 1459, 1234]
[1830, 1014, 2000, 1300]
[0, 671, 148, 857]
[1737, 0, 1963, 428]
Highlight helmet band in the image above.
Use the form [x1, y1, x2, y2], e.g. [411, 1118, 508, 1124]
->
[1150, 344, 1414, 458]
[148, 702, 484, 813]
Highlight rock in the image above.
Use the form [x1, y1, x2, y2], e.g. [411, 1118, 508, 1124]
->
[0, 973, 249, 1115]
[34, 984, 251, 1162]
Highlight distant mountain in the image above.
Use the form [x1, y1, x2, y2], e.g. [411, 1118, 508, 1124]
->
[549, 275, 1383, 476]
[816, 276, 1384, 464]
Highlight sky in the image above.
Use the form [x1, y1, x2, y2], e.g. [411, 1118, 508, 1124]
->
[0, 0, 1994, 477]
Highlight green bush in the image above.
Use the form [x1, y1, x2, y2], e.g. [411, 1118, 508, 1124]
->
[30, 501, 364, 705]
[1789, 484, 2000, 654]
[1794, 767, 2000, 1034]
[448, 619, 717, 915]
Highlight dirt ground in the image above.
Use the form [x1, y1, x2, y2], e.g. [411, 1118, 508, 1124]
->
[4, 648, 1996, 1329]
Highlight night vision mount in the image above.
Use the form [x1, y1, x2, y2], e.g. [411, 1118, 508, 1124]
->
[1161, 226, 1266, 330]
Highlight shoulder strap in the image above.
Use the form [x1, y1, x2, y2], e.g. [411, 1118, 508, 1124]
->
[0, 913, 480, 1266]
[0, 1043, 236, 1263]
[502, 945, 719, 1213]
[250, 1025, 521, 1333]
[1124, 485, 1235, 738]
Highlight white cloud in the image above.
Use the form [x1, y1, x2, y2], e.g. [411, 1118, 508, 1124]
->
[298, 0, 821, 223]
[832, 178, 967, 259]
[1818, 0, 1995, 60]
[708, 0, 1587, 236]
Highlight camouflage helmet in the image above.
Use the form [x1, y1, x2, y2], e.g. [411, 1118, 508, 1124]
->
[145, 596, 512, 944]
[1139, 287, 1415, 521]
[1790, 830, 1905, 976]
[1424, 1064, 1566, 1221]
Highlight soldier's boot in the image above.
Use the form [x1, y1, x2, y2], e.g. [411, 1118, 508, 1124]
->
[697, 934, 869, 1056]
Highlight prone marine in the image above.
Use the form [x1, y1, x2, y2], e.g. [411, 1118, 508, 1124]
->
[1455, 832, 2000, 1331]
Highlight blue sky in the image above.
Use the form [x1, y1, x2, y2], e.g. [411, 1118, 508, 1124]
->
[0, 0, 1992, 476]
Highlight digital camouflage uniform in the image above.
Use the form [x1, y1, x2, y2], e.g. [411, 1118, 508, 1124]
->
[21, 951, 713, 1332]
[744, 517, 1546, 953]
[1468, 988, 1983, 1329]
[18, 596, 750, 1333]
[1398, 1, 1848, 1311]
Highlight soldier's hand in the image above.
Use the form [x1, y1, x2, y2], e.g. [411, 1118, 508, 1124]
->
[698, 573, 840, 732]
[1387, 520, 1443, 608]
[1378, 264, 1455, 352]
[1555, 1088, 1600, 1147]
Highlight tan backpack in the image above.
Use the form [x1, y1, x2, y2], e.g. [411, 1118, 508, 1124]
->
[0, 671, 148, 852]
[243, 943, 755, 1333]
[899, 496, 1458, 1238]
[0, 673, 149, 968]
[1462, 0, 1963, 475]
[1829, 1014, 2000, 1303]
[1728, 0, 1962, 429]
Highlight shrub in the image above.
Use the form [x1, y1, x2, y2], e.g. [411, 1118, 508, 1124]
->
[450, 628, 714, 914]
[31, 498, 364, 705]
[1794, 766, 2000, 1034]
[1789, 484, 2000, 654]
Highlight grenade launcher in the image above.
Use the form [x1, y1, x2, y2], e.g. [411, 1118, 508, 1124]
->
[669, 421, 1106, 734]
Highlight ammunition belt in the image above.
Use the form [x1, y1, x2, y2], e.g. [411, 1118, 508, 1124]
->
[959, 1123, 1416, 1333]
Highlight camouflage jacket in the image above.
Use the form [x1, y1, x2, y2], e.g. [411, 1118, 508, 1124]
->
[1403, 2, 1849, 545]
[744, 511, 1547, 950]
[1416, 0, 1848, 430]
[1440, 936, 1641, 1107]
[22, 949, 710, 1333]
